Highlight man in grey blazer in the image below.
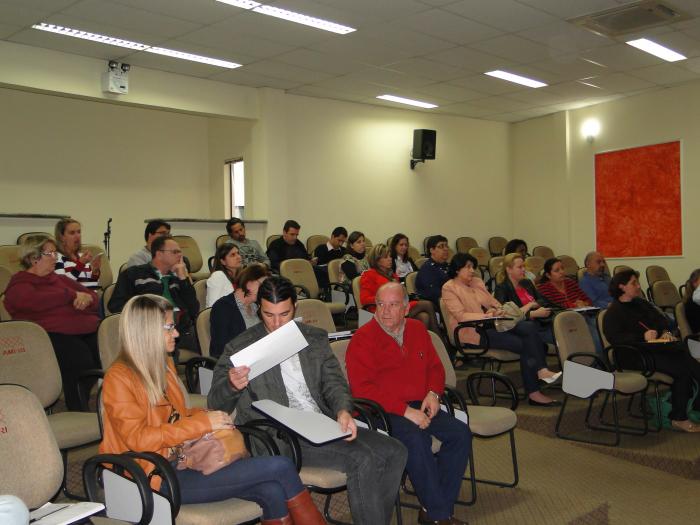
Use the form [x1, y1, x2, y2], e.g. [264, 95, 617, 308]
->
[208, 276, 407, 525]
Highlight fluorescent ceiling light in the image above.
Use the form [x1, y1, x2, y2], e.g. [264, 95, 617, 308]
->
[32, 23, 241, 69]
[626, 38, 686, 62]
[485, 70, 547, 88]
[216, 0, 355, 34]
[376, 95, 438, 109]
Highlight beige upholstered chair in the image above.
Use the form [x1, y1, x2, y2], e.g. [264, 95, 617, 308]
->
[0, 244, 22, 273]
[195, 307, 213, 358]
[171, 235, 209, 281]
[645, 265, 670, 287]
[280, 259, 345, 318]
[0, 265, 11, 321]
[675, 302, 694, 341]
[296, 299, 337, 333]
[415, 257, 428, 269]
[194, 279, 207, 312]
[102, 283, 116, 316]
[576, 267, 587, 281]
[487, 236, 507, 257]
[532, 246, 554, 259]
[554, 311, 649, 445]
[266, 234, 281, 248]
[650, 280, 682, 313]
[215, 234, 231, 249]
[351, 276, 368, 311]
[0, 321, 101, 496]
[524, 256, 545, 279]
[557, 255, 579, 278]
[97, 314, 122, 369]
[16, 231, 52, 244]
[306, 234, 329, 255]
[468, 247, 490, 279]
[405, 271, 418, 297]
[407, 245, 421, 262]
[455, 237, 478, 254]
[83, 243, 114, 289]
[487, 256, 504, 289]
[613, 264, 634, 275]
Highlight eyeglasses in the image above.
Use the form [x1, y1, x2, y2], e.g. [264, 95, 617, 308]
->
[163, 323, 177, 332]
[155, 229, 170, 235]
[376, 301, 404, 310]
[159, 249, 182, 254]
[41, 251, 58, 258]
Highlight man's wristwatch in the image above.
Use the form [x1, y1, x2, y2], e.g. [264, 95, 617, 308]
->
[428, 390, 440, 401]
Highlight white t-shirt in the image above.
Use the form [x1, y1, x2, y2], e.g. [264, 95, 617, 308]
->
[279, 353, 321, 413]
[206, 271, 234, 307]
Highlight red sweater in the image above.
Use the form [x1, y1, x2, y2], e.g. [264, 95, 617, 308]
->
[346, 318, 445, 415]
[4, 271, 100, 334]
[360, 268, 417, 313]
[537, 278, 591, 309]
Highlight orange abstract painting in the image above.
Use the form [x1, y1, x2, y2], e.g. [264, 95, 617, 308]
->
[595, 141, 682, 257]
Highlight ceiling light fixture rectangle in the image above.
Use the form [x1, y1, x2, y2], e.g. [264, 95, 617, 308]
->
[146, 47, 240, 68]
[485, 70, 547, 88]
[216, 0, 260, 9]
[376, 95, 438, 109]
[626, 38, 686, 62]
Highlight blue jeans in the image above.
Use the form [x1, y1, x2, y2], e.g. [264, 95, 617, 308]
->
[387, 405, 472, 520]
[167, 456, 303, 519]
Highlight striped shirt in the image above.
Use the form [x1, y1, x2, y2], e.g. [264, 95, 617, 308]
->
[54, 253, 100, 289]
[537, 278, 591, 309]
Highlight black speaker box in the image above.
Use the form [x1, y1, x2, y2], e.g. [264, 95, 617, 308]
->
[413, 129, 436, 160]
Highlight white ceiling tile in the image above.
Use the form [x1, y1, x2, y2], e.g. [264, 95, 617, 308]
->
[681, 56, 700, 74]
[385, 58, 466, 82]
[414, 82, 485, 102]
[628, 63, 700, 86]
[305, 33, 414, 67]
[0, 3, 54, 27]
[393, 9, 503, 45]
[581, 72, 656, 93]
[639, 30, 700, 59]
[242, 60, 335, 84]
[8, 27, 135, 61]
[433, 101, 498, 118]
[286, 85, 368, 103]
[444, 0, 558, 33]
[581, 43, 664, 71]
[517, 20, 614, 54]
[111, 0, 238, 25]
[314, 0, 432, 21]
[543, 80, 612, 100]
[466, 95, 532, 113]
[0, 23, 21, 39]
[308, 76, 386, 97]
[423, 46, 515, 73]
[343, 67, 436, 90]
[177, 27, 295, 60]
[488, 112, 533, 122]
[360, 25, 454, 56]
[469, 34, 561, 63]
[505, 87, 568, 106]
[448, 74, 523, 95]
[515, 0, 622, 19]
[274, 48, 366, 75]
[529, 55, 610, 82]
[151, 38, 256, 65]
[209, 68, 302, 89]
[662, 0, 700, 17]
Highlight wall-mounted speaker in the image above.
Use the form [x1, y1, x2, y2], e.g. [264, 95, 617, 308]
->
[412, 129, 436, 160]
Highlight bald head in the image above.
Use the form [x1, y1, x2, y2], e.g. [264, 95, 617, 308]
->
[584, 251, 606, 276]
[375, 282, 409, 333]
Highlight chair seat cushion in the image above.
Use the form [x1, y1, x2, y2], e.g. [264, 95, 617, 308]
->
[188, 394, 208, 409]
[649, 372, 674, 384]
[300, 466, 347, 488]
[613, 372, 647, 394]
[48, 412, 101, 449]
[485, 349, 520, 361]
[177, 498, 262, 525]
[326, 302, 346, 315]
[467, 405, 517, 436]
[431, 436, 442, 454]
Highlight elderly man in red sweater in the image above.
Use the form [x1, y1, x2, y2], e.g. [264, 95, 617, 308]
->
[346, 282, 471, 525]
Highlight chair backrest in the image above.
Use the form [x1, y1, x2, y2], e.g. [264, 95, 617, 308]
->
[306, 235, 329, 255]
[577, 267, 587, 281]
[446, 247, 455, 263]
[97, 313, 122, 369]
[0, 245, 22, 274]
[280, 259, 319, 299]
[488, 256, 504, 278]
[296, 299, 336, 332]
[524, 256, 545, 277]
[415, 257, 428, 269]
[407, 245, 421, 262]
[0, 265, 11, 295]
[439, 298, 456, 347]
[553, 311, 597, 362]
[194, 279, 207, 312]
[0, 293, 11, 321]
[613, 264, 634, 275]
[328, 259, 342, 284]
[330, 338, 351, 380]
[469, 247, 490, 268]
[455, 237, 478, 254]
[651, 280, 681, 309]
[16, 231, 52, 244]
[0, 321, 62, 408]
[675, 302, 693, 340]
[216, 234, 232, 249]
[557, 255, 579, 278]
[488, 236, 507, 256]
[363, 237, 373, 249]
[646, 265, 670, 287]
[351, 276, 364, 309]
[428, 330, 456, 388]
[196, 308, 212, 358]
[171, 235, 203, 273]
[102, 282, 116, 316]
[532, 245, 554, 259]
[0, 385, 64, 509]
[597, 309, 611, 348]
[405, 272, 418, 296]
[266, 234, 281, 248]
[82, 243, 113, 288]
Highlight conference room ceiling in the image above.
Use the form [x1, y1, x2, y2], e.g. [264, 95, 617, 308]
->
[3, 0, 700, 122]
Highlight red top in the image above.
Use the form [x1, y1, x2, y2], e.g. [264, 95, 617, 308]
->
[4, 271, 100, 334]
[537, 278, 592, 309]
[360, 268, 417, 313]
[515, 286, 534, 305]
[346, 318, 445, 415]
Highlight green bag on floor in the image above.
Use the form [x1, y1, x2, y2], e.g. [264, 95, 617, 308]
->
[646, 380, 700, 428]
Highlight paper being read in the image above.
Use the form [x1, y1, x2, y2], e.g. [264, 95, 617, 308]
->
[230, 321, 309, 380]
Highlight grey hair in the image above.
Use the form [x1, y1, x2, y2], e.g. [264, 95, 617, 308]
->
[376, 281, 409, 305]
[19, 234, 56, 269]
[583, 251, 600, 267]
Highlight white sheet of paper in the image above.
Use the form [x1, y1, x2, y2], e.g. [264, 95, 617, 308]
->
[252, 399, 352, 445]
[231, 321, 309, 380]
[688, 338, 700, 359]
[353, 418, 389, 435]
[29, 502, 105, 525]
[571, 307, 600, 312]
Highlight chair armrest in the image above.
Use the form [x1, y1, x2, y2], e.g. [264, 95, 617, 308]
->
[293, 284, 311, 299]
[328, 281, 351, 305]
[184, 356, 218, 393]
[604, 344, 655, 376]
[244, 418, 303, 471]
[466, 371, 519, 410]
[567, 351, 611, 372]
[351, 397, 392, 434]
[236, 424, 281, 456]
[83, 453, 155, 525]
[454, 321, 492, 356]
[442, 386, 470, 415]
[76, 369, 105, 411]
[123, 451, 181, 518]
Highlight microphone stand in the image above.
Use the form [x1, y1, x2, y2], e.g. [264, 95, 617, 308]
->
[103, 218, 112, 259]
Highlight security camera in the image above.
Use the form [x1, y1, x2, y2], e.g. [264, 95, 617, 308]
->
[121, 63, 131, 72]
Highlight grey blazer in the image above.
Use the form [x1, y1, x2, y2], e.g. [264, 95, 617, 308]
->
[208, 321, 353, 430]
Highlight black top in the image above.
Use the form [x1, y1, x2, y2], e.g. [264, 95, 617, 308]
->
[684, 298, 700, 334]
[314, 244, 346, 265]
[494, 278, 552, 309]
[603, 298, 671, 346]
[415, 259, 449, 306]
[209, 293, 247, 359]
[266, 237, 309, 271]
[340, 250, 366, 282]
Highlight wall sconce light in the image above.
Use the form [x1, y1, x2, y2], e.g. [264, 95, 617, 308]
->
[581, 119, 601, 143]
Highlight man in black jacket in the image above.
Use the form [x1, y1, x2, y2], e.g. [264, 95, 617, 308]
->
[266, 219, 310, 271]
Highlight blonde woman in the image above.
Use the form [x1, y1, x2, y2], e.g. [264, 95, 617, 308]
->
[100, 294, 325, 524]
[54, 218, 101, 290]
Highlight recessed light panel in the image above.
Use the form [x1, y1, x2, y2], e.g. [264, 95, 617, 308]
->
[377, 95, 438, 109]
[485, 70, 547, 88]
[626, 38, 686, 62]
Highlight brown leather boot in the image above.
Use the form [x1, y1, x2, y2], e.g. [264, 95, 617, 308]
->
[261, 516, 292, 525]
[287, 489, 327, 524]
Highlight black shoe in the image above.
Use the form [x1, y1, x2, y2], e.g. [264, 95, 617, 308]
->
[418, 510, 468, 525]
[528, 398, 562, 407]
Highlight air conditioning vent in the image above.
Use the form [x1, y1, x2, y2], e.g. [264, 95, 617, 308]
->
[569, 1, 691, 37]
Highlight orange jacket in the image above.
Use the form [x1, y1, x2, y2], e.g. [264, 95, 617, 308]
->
[99, 359, 211, 489]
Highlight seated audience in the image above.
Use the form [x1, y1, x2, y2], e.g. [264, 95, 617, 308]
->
[603, 270, 700, 433]
[416, 235, 450, 307]
[579, 251, 613, 308]
[226, 217, 270, 267]
[537, 258, 603, 354]
[209, 264, 268, 359]
[208, 276, 408, 525]
[360, 244, 441, 335]
[389, 233, 418, 280]
[109, 235, 199, 353]
[442, 253, 561, 407]
[100, 294, 325, 523]
[313, 226, 347, 265]
[127, 220, 171, 268]
[266, 219, 310, 271]
[5, 234, 100, 410]
[346, 282, 470, 525]
[683, 268, 700, 333]
[54, 218, 101, 290]
[503, 238, 535, 281]
[340, 230, 369, 284]
[206, 243, 243, 307]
